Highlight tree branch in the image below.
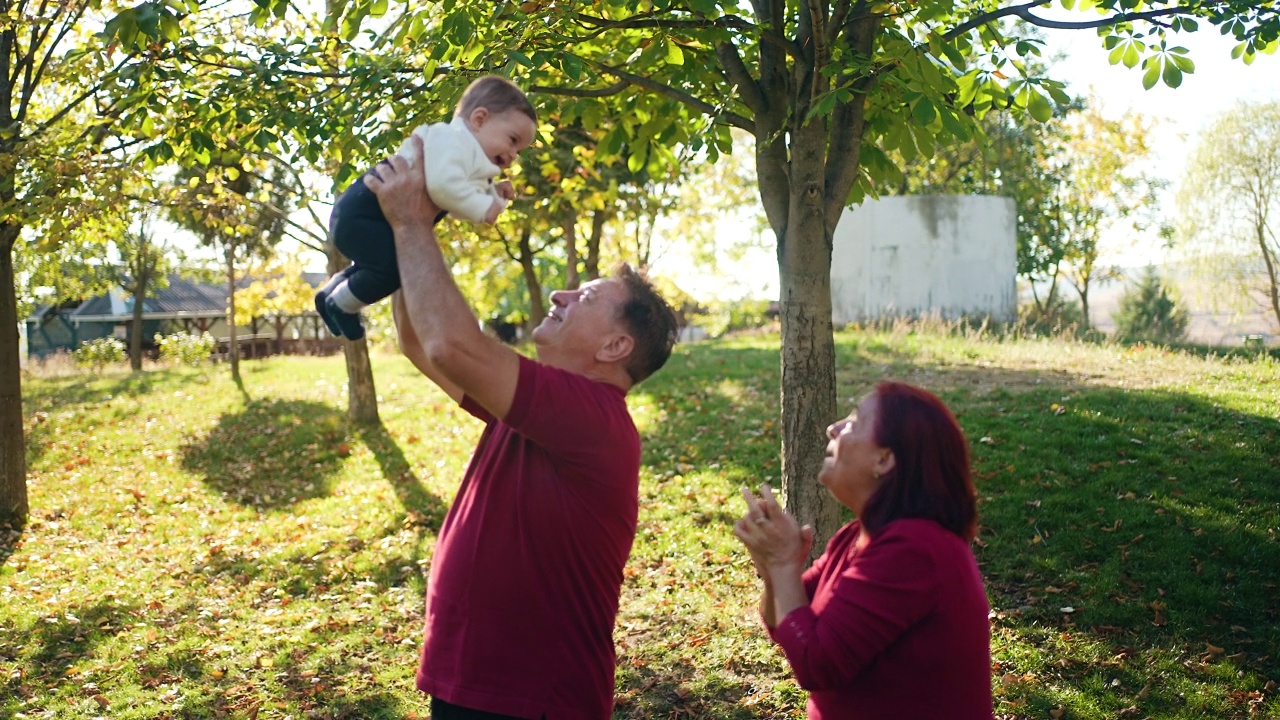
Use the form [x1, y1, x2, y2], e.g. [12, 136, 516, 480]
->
[824, 12, 881, 223]
[527, 80, 629, 98]
[943, 0, 1194, 41]
[29, 50, 142, 138]
[715, 41, 764, 115]
[572, 11, 803, 58]
[593, 61, 753, 131]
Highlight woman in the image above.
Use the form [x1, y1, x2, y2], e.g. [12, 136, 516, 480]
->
[734, 381, 993, 719]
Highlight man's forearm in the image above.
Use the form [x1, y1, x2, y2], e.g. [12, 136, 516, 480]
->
[390, 218, 481, 350]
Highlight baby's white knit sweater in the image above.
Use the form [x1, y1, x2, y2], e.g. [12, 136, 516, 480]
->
[396, 116, 505, 224]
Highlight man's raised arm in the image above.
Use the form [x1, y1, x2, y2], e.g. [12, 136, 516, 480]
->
[364, 136, 520, 419]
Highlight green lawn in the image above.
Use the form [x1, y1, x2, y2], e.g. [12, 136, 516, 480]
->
[3, 329, 1278, 719]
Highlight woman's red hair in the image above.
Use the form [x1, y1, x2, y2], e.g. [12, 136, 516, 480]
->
[858, 382, 978, 541]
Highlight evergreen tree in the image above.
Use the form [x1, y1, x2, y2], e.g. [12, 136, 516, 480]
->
[1113, 267, 1190, 345]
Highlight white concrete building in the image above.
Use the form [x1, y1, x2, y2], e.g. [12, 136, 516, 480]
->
[831, 195, 1017, 324]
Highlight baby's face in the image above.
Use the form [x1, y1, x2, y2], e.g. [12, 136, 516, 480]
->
[467, 108, 537, 170]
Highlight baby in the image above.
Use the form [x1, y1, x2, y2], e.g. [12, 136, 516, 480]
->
[316, 75, 538, 340]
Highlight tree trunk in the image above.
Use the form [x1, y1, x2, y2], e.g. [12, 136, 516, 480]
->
[0, 224, 28, 528]
[563, 208, 580, 290]
[129, 272, 149, 371]
[1079, 284, 1091, 330]
[517, 228, 546, 338]
[326, 244, 379, 423]
[777, 137, 843, 559]
[225, 245, 240, 382]
[1256, 221, 1280, 329]
[584, 210, 605, 280]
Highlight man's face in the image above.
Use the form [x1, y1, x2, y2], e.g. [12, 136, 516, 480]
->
[467, 107, 537, 169]
[532, 278, 630, 367]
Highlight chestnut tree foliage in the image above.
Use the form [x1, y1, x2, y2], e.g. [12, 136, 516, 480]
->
[4, 0, 1278, 535]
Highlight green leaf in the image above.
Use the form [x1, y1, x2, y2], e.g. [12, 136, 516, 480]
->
[665, 40, 684, 66]
[627, 146, 647, 173]
[1231, 42, 1246, 60]
[940, 43, 967, 71]
[912, 98, 937, 125]
[1161, 60, 1182, 88]
[1028, 89, 1053, 122]
[1122, 44, 1140, 69]
[562, 53, 584, 81]
[159, 12, 180, 42]
[956, 72, 979, 106]
[938, 108, 969, 140]
[1142, 59, 1160, 90]
[1170, 54, 1194, 73]
[369, 0, 387, 17]
[507, 49, 533, 67]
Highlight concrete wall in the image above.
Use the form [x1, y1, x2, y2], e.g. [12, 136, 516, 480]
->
[831, 195, 1017, 324]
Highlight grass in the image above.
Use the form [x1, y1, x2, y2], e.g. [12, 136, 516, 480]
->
[3, 327, 1278, 719]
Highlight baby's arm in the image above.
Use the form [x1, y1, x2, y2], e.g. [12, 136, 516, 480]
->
[481, 180, 516, 224]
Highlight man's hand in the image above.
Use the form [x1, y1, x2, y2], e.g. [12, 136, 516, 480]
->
[365, 135, 440, 229]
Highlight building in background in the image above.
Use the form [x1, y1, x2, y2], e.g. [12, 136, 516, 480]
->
[24, 273, 338, 360]
[831, 195, 1017, 325]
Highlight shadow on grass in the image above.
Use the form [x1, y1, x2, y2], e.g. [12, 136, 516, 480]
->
[3, 600, 138, 705]
[635, 335, 1279, 717]
[878, 358, 1280, 717]
[356, 422, 446, 532]
[180, 399, 348, 509]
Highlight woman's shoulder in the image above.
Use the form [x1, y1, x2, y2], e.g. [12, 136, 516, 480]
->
[875, 518, 969, 550]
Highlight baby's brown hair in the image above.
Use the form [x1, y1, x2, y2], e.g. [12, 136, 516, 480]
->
[456, 76, 537, 124]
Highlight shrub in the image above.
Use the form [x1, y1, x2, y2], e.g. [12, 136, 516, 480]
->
[1113, 266, 1190, 345]
[695, 299, 775, 338]
[72, 337, 126, 371]
[1016, 297, 1088, 338]
[155, 332, 216, 367]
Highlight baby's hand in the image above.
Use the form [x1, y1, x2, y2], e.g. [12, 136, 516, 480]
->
[495, 180, 516, 202]
[484, 198, 505, 225]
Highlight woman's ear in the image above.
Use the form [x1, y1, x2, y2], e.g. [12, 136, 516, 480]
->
[875, 450, 896, 478]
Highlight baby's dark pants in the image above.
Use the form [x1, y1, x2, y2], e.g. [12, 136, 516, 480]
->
[330, 176, 399, 305]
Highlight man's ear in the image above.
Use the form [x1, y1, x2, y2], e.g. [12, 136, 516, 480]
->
[596, 333, 634, 365]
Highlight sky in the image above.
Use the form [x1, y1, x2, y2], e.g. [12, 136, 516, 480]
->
[656, 17, 1280, 301]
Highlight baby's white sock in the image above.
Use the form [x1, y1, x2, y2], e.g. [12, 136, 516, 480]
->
[328, 281, 366, 313]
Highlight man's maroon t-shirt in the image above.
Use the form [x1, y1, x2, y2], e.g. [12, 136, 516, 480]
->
[416, 355, 640, 720]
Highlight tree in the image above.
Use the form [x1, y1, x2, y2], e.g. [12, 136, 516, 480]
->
[116, 209, 173, 370]
[165, 157, 293, 383]
[109, 0, 1280, 545]
[1055, 99, 1164, 330]
[316, 0, 1280, 546]
[1178, 100, 1280, 331]
[1113, 265, 1189, 344]
[1, 0, 162, 526]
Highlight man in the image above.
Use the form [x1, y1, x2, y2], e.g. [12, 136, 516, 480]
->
[365, 135, 680, 720]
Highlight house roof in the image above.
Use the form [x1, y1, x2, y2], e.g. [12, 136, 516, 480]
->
[34, 272, 329, 323]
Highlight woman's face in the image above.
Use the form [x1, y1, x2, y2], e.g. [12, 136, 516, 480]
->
[818, 395, 895, 513]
